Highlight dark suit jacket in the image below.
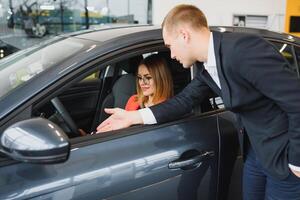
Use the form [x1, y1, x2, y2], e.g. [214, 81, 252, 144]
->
[150, 31, 300, 180]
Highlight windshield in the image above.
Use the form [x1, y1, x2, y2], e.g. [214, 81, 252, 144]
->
[0, 37, 87, 100]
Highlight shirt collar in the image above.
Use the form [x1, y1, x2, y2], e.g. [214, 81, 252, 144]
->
[204, 32, 216, 67]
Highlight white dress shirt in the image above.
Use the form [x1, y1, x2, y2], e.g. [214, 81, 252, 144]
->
[138, 108, 157, 124]
[138, 32, 300, 172]
[204, 32, 221, 89]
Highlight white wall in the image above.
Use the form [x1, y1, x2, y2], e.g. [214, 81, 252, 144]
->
[152, 0, 286, 32]
[108, 0, 148, 24]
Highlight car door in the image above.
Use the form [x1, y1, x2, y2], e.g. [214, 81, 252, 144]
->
[0, 114, 221, 200]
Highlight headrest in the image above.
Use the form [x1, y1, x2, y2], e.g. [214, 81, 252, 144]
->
[116, 55, 143, 74]
[157, 51, 186, 74]
[112, 74, 137, 108]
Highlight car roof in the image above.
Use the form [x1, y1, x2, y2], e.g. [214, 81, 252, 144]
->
[61, 24, 300, 45]
[67, 25, 161, 42]
[210, 26, 300, 44]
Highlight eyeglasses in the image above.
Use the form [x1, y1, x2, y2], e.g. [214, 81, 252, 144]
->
[137, 75, 152, 85]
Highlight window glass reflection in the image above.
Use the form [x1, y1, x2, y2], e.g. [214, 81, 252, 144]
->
[271, 41, 298, 74]
[0, 0, 151, 58]
[0, 37, 87, 99]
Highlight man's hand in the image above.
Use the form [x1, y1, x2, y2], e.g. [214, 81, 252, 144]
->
[96, 108, 143, 132]
[291, 169, 300, 178]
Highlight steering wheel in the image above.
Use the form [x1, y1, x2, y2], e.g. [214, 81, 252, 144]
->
[51, 97, 81, 137]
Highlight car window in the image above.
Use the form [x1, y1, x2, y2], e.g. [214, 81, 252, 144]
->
[81, 71, 100, 81]
[270, 41, 298, 74]
[31, 51, 191, 139]
[0, 37, 93, 101]
[209, 97, 224, 109]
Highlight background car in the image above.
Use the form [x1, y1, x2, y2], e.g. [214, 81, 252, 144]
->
[0, 25, 299, 200]
[0, 39, 19, 59]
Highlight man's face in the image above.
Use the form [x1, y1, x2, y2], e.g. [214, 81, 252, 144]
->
[163, 28, 195, 68]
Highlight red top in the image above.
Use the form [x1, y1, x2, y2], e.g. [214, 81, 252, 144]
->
[125, 95, 140, 111]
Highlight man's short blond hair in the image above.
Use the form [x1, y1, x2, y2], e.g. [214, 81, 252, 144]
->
[162, 4, 208, 33]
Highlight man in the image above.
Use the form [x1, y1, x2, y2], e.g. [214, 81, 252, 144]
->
[98, 4, 300, 199]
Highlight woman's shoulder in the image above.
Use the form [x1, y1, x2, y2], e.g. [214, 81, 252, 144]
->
[125, 95, 140, 111]
[128, 94, 138, 101]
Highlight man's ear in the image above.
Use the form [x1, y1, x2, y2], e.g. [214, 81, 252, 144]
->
[179, 28, 190, 43]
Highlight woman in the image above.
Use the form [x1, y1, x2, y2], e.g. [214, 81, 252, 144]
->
[125, 54, 173, 110]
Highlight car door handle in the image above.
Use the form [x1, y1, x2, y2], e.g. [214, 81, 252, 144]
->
[168, 150, 214, 170]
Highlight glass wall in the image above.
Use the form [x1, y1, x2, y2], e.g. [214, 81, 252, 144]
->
[0, 0, 152, 59]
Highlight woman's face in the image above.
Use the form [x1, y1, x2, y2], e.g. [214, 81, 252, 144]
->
[137, 64, 155, 97]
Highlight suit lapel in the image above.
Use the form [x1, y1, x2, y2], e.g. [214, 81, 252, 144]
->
[197, 62, 222, 97]
[212, 31, 232, 108]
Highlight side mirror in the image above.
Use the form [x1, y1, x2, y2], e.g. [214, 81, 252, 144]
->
[1, 118, 70, 164]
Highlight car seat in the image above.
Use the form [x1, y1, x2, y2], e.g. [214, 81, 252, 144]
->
[97, 56, 143, 124]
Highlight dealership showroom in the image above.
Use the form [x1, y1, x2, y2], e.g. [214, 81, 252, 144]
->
[1, 0, 300, 199]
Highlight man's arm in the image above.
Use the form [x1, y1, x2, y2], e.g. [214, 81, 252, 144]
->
[97, 108, 143, 132]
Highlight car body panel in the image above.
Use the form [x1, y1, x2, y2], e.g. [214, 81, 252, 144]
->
[0, 114, 220, 200]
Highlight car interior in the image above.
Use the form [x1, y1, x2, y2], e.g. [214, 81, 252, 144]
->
[32, 50, 219, 139]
